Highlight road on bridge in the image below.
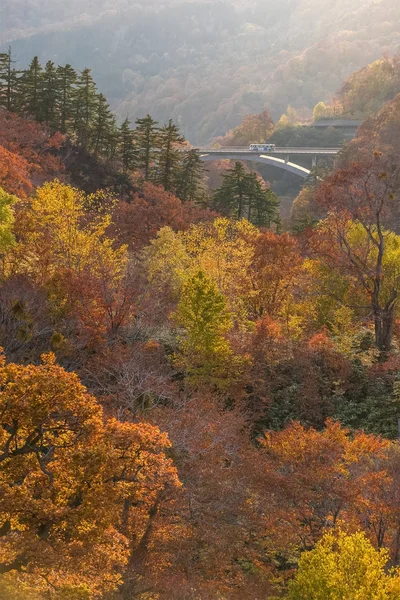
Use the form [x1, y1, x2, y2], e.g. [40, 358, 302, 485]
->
[191, 146, 341, 179]
[193, 146, 341, 155]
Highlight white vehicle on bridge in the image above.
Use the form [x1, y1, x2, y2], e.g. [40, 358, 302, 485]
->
[249, 143, 276, 152]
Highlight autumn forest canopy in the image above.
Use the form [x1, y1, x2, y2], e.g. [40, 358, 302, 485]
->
[2, 3, 400, 599]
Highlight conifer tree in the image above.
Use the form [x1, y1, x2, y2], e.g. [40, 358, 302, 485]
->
[118, 117, 137, 172]
[56, 63, 77, 134]
[0, 51, 10, 109]
[248, 174, 281, 229]
[92, 92, 116, 156]
[213, 162, 249, 219]
[134, 114, 160, 181]
[74, 68, 97, 146]
[213, 162, 281, 227]
[19, 56, 43, 119]
[176, 149, 205, 203]
[39, 60, 59, 128]
[0, 47, 19, 112]
[157, 118, 186, 192]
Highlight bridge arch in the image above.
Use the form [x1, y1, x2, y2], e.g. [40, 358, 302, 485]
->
[199, 153, 311, 179]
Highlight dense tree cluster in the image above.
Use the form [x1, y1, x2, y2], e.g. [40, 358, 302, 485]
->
[0, 52, 287, 221]
[0, 52, 210, 202]
[213, 161, 281, 228]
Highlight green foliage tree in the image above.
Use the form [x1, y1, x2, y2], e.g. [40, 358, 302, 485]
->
[173, 270, 234, 386]
[0, 47, 19, 112]
[20, 56, 43, 119]
[157, 118, 186, 192]
[213, 161, 280, 226]
[56, 64, 77, 134]
[249, 179, 281, 229]
[175, 149, 205, 203]
[73, 68, 97, 146]
[333, 360, 400, 440]
[134, 114, 160, 181]
[118, 117, 137, 173]
[39, 60, 58, 128]
[213, 162, 249, 220]
[92, 92, 116, 157]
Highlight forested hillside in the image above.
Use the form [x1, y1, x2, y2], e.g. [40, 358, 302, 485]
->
[2, 0, 400, 142]
[1, 44, 400, 596]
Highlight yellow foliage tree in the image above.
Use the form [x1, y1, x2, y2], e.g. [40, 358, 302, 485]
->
[287, 530, 400, 600]
[182, 217, 257, 327]
[7, 181, 134, 345]
[12, 180, 127, 282]
[142, 225, 191, 298]
[0, 187, 16, 277]
[144, 218, 258, 328]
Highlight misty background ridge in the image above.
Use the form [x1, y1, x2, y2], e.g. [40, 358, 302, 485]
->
[1, 0, 400, 143]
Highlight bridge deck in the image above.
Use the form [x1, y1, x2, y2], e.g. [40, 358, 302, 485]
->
[195, 147, 340, 155]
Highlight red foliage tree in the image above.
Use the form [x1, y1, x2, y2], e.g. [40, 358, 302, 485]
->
[112, 182, 216, 252]
[0, 109, 63, 193]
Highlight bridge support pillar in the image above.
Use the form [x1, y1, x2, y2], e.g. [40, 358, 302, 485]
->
[285, 155, 290, 164]
[312, 155, 317, 169]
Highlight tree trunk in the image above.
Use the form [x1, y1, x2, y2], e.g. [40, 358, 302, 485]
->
[120, 497, 161, 600]
[374, 306, 395, 352]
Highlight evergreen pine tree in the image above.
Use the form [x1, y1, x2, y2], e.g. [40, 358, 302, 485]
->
[74, 68, 97, 146]
[19, 56, 43, 119]
[39, 60, 59, 128]
[0, 47, 19, 111]
[157, 119, 186, 192]
[176, 149, 206, 203]
[248, 174, 281, 228]
[134, 114, 160, 181]
[106, 122, 119, 161]
[118, 118, 137, 172]
[213, 162, 249, 219]
[56, 63, 77, 134]
[213, 162, 281, 227]
[92, 92, 116, 156]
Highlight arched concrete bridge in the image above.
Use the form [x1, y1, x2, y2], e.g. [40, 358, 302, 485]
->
[194, 147, 341, 179]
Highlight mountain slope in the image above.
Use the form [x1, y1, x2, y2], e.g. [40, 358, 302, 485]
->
[1, 0, 400, 143]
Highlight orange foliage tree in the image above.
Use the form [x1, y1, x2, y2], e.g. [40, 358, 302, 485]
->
[251, 420, 391, 559]
[0, 146, 32, 198]
[248, 231, 303, 320]
[0, 350, 179, 598]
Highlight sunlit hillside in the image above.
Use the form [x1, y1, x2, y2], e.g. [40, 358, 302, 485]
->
[2, 0, 400, 142]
